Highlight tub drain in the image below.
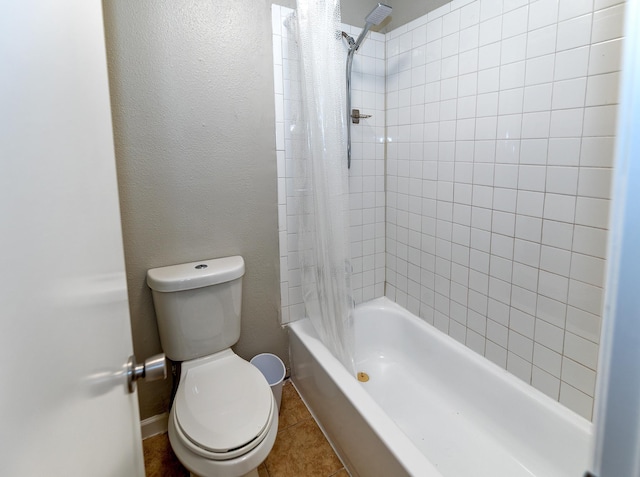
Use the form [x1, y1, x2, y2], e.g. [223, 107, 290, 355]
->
[357, 372, 369, 382]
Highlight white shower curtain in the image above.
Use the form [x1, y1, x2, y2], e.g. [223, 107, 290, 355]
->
[291, 0, 356, 375]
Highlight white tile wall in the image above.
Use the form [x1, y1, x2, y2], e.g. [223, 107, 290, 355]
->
[343, 22, 387, 306]
[273, 0, 623, 420]
[385, 0, 623, 419]
[272, 5, 386, 324]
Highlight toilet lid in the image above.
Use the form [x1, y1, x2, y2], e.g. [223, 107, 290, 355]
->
[175, 352, 273, 453]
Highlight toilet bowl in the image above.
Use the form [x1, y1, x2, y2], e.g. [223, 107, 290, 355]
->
[168, 351, 278, 477]
[147, 256, 278, 477]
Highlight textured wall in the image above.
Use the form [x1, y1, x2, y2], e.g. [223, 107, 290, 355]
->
[103, 0, 287, 420]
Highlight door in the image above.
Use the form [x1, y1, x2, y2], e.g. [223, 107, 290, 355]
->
[0, 1, 144, 476]
[591, 0, 640, 475]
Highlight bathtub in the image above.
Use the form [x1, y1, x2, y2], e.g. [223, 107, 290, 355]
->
[288, 297, 593, 477]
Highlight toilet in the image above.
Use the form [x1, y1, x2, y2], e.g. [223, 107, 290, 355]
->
[147, 256, 278, 477]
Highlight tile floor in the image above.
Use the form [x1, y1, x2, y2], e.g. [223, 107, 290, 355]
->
[143, 380, 347, 477]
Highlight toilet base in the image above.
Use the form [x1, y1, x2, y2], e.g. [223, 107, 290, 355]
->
[190, 470, 259, 477]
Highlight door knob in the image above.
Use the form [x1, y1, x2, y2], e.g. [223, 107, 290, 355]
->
[127, 353, 167, 393]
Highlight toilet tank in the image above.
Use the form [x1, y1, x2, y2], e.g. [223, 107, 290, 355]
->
[146, 256, 245, 362]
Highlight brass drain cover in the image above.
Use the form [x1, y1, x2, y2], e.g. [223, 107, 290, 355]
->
[357, 372, 369, 382]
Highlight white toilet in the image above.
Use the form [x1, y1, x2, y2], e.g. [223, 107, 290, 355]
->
[147, 256, 278, 477]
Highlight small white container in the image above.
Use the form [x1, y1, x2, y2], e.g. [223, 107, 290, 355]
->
[250, 353, 286, 411]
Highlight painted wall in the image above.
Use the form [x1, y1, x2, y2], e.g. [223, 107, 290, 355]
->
[103, 0, 288, 420]
[385, 0, 623, 419]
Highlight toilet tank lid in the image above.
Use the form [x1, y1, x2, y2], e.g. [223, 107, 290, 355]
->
[146, 256, 245, 292]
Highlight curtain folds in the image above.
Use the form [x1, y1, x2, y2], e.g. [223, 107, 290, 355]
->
[291, 0, 356, 375]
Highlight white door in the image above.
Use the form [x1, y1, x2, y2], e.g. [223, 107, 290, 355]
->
[591, 0, 640, 475]
[0, 1, 145, 476]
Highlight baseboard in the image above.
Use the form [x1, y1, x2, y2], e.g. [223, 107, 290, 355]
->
[141, 412, 169, 440]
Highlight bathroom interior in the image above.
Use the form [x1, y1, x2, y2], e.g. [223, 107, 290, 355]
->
[3, 0, 639, 476]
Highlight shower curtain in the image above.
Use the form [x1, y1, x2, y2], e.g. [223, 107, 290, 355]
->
[291, 0, 356, 375]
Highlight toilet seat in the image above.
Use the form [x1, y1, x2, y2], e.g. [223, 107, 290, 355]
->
[173, 349, 274, 461]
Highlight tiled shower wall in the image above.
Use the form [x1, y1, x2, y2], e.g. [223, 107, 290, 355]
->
[272, 5, 387, 324]
[273, 0, 623, 420]
[385, 0, 623, 419]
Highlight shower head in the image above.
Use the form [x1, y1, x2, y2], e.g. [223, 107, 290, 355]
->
[350, 3, 392, 53]
[365, 3, 392, 26]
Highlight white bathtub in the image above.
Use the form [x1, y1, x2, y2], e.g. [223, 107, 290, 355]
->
[288, 297, 593, 477]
